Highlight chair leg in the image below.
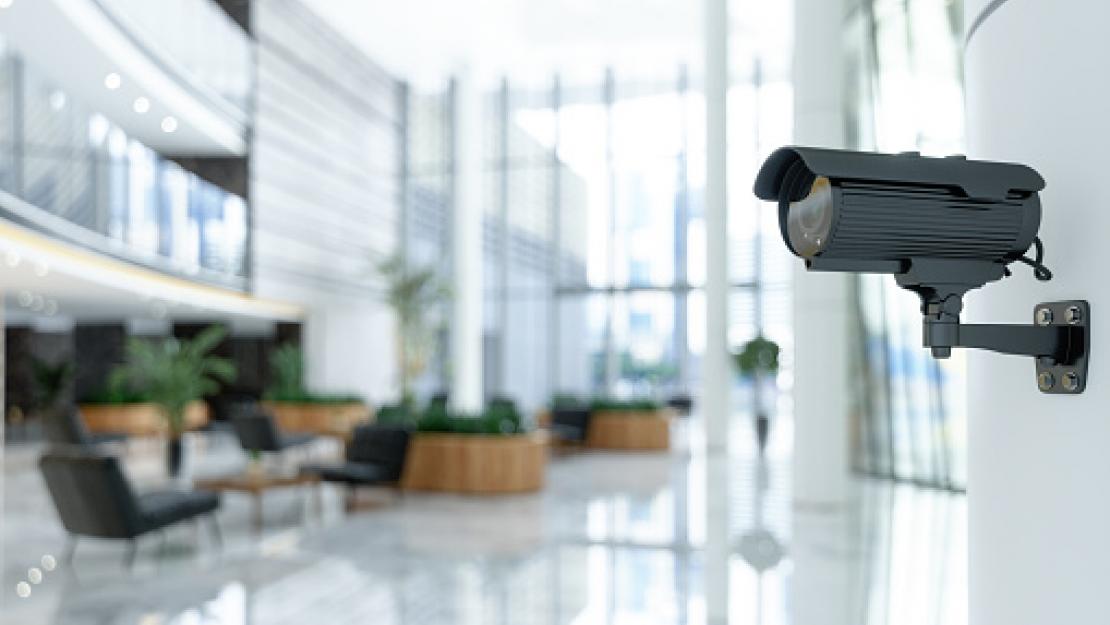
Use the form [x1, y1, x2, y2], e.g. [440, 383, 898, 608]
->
[124, 538, 138, 569]
[63, 535, 78, 565]
[157, 530, 169, 560]
[207, 514, 223, 549]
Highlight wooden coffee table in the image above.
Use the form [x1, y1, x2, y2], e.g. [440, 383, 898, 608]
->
[195, 472, 320, 531]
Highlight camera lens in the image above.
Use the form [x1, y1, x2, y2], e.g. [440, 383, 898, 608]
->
[786, 176, 834, 258]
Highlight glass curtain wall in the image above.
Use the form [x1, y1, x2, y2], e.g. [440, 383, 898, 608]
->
[845, 0, 968, 490]
[403, 66, 793, 416]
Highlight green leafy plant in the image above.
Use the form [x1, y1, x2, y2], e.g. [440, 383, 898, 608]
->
[263, 344, 363, 404]
[31, 357, 74, 411]
[732, 336, 781, 378]
[375, 402, 415, 426]
[376, 252, 449, 402]
[107, 326, 237, 437]
[589, 397, 664, 413]
[414, 397, 527, 435]
[267, 343, 304, 399]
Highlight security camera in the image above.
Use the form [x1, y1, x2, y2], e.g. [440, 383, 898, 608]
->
[755, 146, 1090, 394]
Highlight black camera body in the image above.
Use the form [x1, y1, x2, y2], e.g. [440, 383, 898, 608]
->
[754, 146, 1090, 394]
[754, 146, 1044, 275]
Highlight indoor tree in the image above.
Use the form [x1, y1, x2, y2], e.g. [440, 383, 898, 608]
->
[376, 251, 448, 405]
[733, 335, 781, 455]
[109, 325, 236, 476]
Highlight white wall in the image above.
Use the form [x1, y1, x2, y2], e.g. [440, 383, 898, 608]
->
[252, 0, 402, 403]
[964, 1, 1110, 623]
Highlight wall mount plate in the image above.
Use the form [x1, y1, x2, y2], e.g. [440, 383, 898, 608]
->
[1034, 300, 1090, 395]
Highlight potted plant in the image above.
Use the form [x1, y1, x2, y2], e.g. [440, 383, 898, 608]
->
[585, 397, 671, 450]
[107, 325, 236, 477]
[402, 397, 545, 493]
[262, 344, 370, 436]
[375, 251, 448, 403]
[31, 356, 74, 418]
[732, 335, 781, 455]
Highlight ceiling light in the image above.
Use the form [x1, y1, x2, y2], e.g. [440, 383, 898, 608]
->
[5, 250, 20, 267]
[133, 97, 150, 114]
[17, 290, 31, 306]
[30, 295, 44, 312]
[49, 91, 66, 111]
[104, 72, 121, 90]
[43, 300, 57, 316]
[161, 116, 178, 133]
[0, 0, 14, 9]
[15, 582, 30, 599]
[34, 262, 49, 277]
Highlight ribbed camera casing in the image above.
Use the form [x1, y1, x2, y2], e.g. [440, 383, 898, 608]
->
[819, 181, 1040, 262]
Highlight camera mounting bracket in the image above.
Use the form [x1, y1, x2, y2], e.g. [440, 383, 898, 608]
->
[890, 259, 1090, 394]
[920, 298, 1090, 394]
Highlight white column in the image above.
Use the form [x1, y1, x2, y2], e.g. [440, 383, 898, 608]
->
[790, 1, 855, 625]
[703, 0, 730, 455]
[964, 2, 1110, 624]
[451, 70, 484, 412]
[791, 0, 853, 508]
[703, 0, 731, 622]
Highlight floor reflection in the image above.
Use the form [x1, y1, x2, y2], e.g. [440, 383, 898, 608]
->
[1, 418, 966, 625]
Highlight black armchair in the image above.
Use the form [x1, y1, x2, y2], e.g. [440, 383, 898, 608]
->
[42, 407, 127, 449]
[550, 407, 592, 444]
[302, 425, 410, 508]
[39, 450, 221, 565]
[231, 411, 314, 454]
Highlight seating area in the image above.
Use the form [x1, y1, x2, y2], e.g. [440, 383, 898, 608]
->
[39, 450, 221, 566]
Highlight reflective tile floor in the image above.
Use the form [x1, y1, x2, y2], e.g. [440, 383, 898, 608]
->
[0, 420, 966, 625]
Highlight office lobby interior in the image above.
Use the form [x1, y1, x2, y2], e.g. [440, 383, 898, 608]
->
[0, 0, 1104, 624]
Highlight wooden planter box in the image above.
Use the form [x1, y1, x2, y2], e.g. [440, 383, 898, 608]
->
[262, 401, 372, 438]
[586, 410, 671, 451]
[79, 401, 209, 436]
[401, 432, 547, 494]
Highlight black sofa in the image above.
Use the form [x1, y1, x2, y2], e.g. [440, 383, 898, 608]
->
[231, 411, 315, 455]
[42, 407, 127, 449]
[302, 425, 411, 509]
[39, 450, 221, 565]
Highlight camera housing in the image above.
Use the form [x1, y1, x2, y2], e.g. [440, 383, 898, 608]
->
[755, 146, 1090, 394]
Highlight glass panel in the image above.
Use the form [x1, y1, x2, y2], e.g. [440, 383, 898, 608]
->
[3, 56, 249, 284]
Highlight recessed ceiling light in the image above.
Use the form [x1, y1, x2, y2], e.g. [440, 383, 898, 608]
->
[161, 116, 178, 133]
[104, 72, 121, 90]
[43, 300, 57, 316]
[17, 290, 31, 306]
[133, 97, 150, 114]
[49, 91, 66, 111]
[0, 0, 14, 9]
[5, 250, 20, 267]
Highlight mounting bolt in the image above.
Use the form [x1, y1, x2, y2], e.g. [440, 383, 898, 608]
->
[1035, 308, 1054, 326]
[1065, 306, 1083, 325]
[1062, 372, 1080, 392]
[1038, 371, 1056, 391]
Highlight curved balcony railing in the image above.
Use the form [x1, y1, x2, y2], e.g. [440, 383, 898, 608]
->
[90, 0, 252, 121]
[2, 142, 249, 289]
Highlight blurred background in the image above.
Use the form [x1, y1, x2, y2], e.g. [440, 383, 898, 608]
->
[0, 0, 973, 624]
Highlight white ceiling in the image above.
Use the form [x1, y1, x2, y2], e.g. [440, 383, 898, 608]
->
[302, 0, 697, 87]
[0, 0, 247, 156]
[301, 0, 792, 88]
